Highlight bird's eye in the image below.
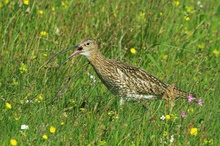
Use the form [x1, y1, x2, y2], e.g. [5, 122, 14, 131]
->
[86, 42, 90, 46]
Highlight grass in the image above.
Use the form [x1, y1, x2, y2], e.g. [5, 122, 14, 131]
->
[0, 0, 219, 145]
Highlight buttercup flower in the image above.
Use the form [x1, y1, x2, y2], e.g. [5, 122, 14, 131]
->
[40, 31, 47, 36]
[163, 131, 168, 136]
[6, 102, 12, 109]
[23, 0, 29, 5]
[190, 127, 198, 136]
[213, 49, 219, 57]
[42, 134, 48, 140]
[4, 0, 9, 5]
[162, 54, 168, 60]
[165, 115, 171, 120]
[174, 0, 180, 6]
[187, 108, 194, 114]
[185, 6, 194, 13]
[19, 63, 28, 74]
[184, 16, 190, 21]
[35, 94, 43, 103]
[50, 126, 56, 133]
[130, 48, 137, 54]
[38, 10, 44, 15]
[113, 13, 117, 18]
[10, 139, 17, 146]
[197, 44, 204, 49]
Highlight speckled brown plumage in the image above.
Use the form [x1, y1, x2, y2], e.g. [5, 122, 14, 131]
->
[64, 38, 188, 104]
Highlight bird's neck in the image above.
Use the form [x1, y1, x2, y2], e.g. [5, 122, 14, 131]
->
[86, 49, 109, 70]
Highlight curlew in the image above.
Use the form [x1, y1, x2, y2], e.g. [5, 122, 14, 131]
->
[50, 38, 190, 105]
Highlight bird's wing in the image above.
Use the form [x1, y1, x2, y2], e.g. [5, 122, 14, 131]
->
[114, 60, 168, 96]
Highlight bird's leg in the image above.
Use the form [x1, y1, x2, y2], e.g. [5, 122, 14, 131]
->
[119, 97, 125, 105]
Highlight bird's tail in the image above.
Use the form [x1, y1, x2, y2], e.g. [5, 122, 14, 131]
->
[173, 87, 189, 98]
[164, 83, 191, 99]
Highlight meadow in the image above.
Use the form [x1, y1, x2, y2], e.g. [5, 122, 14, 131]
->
[0, 0, 219, 145]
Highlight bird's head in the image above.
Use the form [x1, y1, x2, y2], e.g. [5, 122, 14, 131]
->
[72, 38, 97, 57]
[47, 38, 98, 67]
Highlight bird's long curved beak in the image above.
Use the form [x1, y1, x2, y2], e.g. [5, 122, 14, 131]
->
[47, 44, 80, 66]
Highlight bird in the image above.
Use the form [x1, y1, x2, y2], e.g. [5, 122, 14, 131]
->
[50, 38, 190, 105]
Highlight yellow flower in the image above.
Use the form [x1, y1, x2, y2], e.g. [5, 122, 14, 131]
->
[61, 122, 65, 125]
[38, 10, 44, 15]
[61, 1, 65, 7]
[19, 63, 28, 74]
[61, 1, 68, 8]
[130, 48, 137, 54]
[165, 115, 171, 120]
[193, 76, 197, 81]
[15, 117, 19, 120]
[162, 54, 168, 60]
[163, 131, 168, 136]
[40, 31, 47, 36]
[101, 6, 105, 12]
[4, 0, 9, 5]
[209, 139, 214, 145]
[159, 12, 163, 16]
[137, 12, 146, 23]
[6, 102, 12, 109]
[185, 6, 194, 13]
[184, 16, 190, 21]
[197, 44, 204, 49]
[42, 134, 48, 140]
[140, 12, 145, 18]
[43, 53, 47, 57]
[187, 108, 194, 114]
[115, 114, 119, 119]
[23, 0, 29, 5]
[113, 13, 117, 18]
[12, 78, 18, 85]
[10, 139, 17, 146]
[35, 94, 43, 103]
[171, 114, 178, 121]
[52, 7, 55, 11]
[69, 99, 75, 103]
[50, 126, 56, 133]
[174, 0, 180, 6]
[98, 140, 107, 146]
[108, 111, 114, 116]
[190, 127, 198, 136]
[213, 49, 219, 57]
[80, 108, 86, 112]
[204, 139, 213, 145]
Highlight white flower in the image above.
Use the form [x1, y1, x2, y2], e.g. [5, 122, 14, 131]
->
[21, 124, 29, 130]
[25, 100, 33, 103]
[170, 135, 174, 143]
[160, 115, 166, 120]
[197, 1, 203, 8]
[88, 73, 96, 83]
[55, 26, 60, 35]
